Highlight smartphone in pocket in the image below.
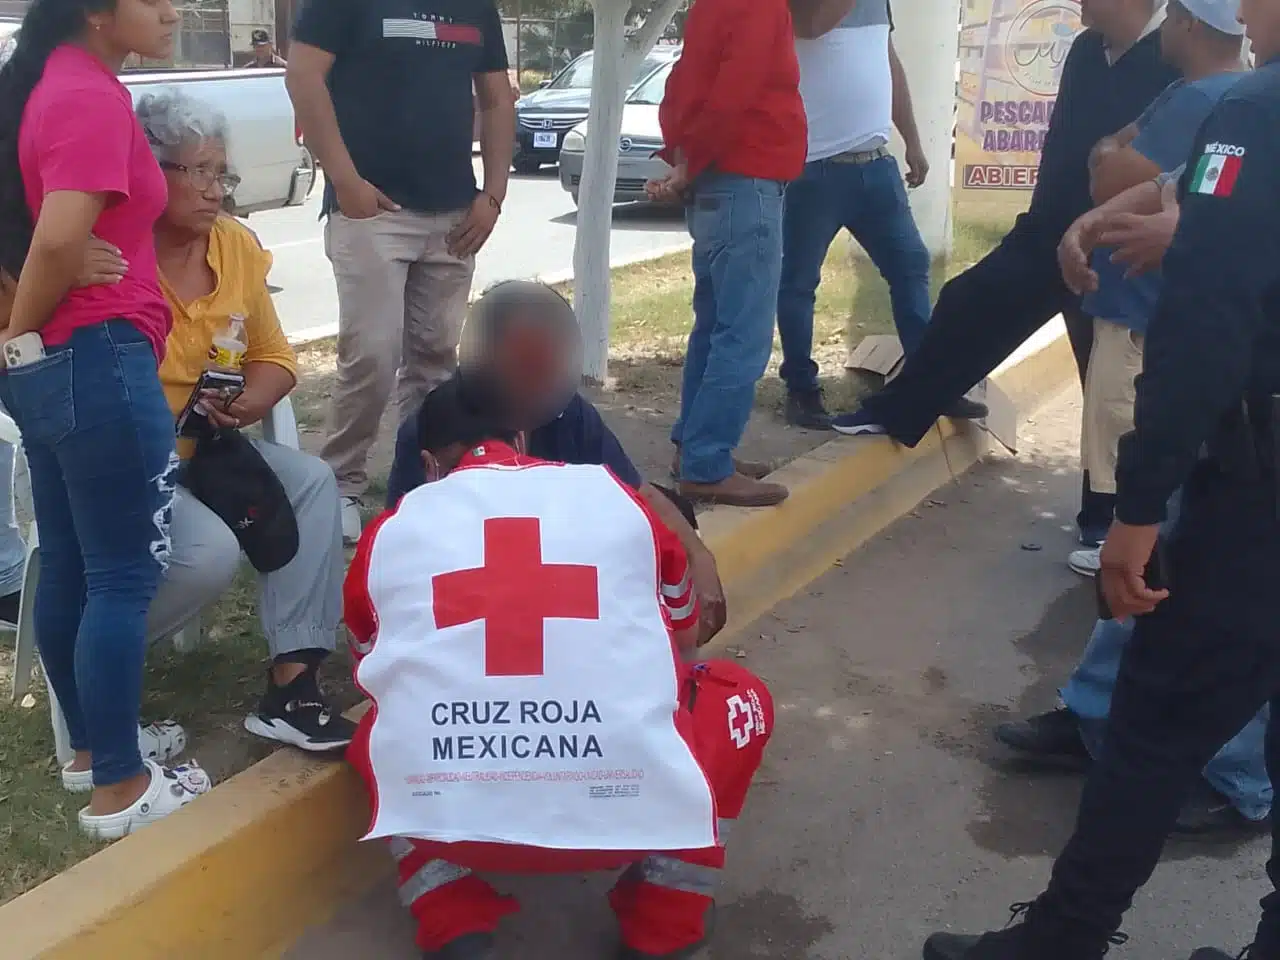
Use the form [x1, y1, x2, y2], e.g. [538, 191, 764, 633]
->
[3, 332, 46, 370]
[1095, 538, 1169, 621]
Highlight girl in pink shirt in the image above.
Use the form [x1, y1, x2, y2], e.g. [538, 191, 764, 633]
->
[0, 0, 211, 839]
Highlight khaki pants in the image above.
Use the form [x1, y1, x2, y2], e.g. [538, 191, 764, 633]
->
[320, 209, 474, 497]
[1081, 317, 1145, 495]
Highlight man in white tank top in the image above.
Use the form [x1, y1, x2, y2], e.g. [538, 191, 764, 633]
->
[777, 0, 980, 429]
[344, 374, 775, 960]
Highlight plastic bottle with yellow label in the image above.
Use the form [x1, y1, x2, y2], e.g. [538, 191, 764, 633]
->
[208, 314, 247, 373]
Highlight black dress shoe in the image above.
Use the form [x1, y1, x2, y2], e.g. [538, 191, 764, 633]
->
[784, 390, 834, 430]
[1172, 785, 1271, 841]
[619, 904, 716, 958]
[425, 932, 495, 960]
[992, 708, 1091, 770]
[944, 397, 989, 420]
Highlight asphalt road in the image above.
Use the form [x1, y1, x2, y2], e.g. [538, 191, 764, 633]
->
[287, 386, 1269, 960]
[247, 164, 691, 343]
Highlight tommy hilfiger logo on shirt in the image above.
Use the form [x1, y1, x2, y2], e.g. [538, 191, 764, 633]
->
[382, 14, 482, 47]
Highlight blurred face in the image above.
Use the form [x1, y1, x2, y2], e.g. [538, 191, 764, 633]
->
[1242, 0, 1280, 59]
[87, 0, 179, 62]
[490, 319, 580, 431]
[159, 138, 239, 234]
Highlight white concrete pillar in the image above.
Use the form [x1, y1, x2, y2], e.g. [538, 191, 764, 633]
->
[889, 0, 961, 257]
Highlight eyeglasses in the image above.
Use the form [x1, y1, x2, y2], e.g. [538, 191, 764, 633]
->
[160, 161, 242, 195]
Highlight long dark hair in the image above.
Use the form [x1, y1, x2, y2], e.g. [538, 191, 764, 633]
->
[0, 0, 115, 278]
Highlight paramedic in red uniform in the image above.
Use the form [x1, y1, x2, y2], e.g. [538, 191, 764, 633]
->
[344, 374, 774, 960]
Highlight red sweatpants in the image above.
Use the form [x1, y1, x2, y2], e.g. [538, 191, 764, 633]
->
[384, 659, 773, 954]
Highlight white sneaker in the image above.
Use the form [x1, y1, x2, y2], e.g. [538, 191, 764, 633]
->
[341, 496, 363, 546]
[77, 758, 211, 840]
[61, 720, 188, 793]
[1068, 544, 1103, 578]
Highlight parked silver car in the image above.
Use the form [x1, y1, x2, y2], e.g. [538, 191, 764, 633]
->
[557, 58, 675, 206]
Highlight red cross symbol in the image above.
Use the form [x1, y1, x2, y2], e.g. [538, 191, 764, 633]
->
[432, 517, 600, 677]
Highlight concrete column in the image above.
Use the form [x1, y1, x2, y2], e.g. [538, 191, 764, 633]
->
[889, 0, 961, 257]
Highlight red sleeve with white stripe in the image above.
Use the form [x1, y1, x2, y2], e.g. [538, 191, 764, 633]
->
[656, 521, 699, 632]
[607, 472, 700, 632]
[343, 510, 395, 663]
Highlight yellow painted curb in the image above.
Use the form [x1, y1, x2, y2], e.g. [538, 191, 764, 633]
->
[0, 329, 1078, 960]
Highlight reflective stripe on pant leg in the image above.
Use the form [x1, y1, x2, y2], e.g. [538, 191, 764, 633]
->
[627, 817, 736, 896]
[384, 838, 519, 952]
[398, 858, 473, 906]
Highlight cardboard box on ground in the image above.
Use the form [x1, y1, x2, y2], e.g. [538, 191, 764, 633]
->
[845, 335, 1018, 454]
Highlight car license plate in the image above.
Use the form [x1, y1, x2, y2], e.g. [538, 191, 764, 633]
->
[533, 131, 558, 149]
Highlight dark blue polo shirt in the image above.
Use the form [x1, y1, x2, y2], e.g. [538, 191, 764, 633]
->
[385, 392, 644, 508]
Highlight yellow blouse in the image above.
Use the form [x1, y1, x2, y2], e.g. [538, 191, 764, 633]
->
[158, 216, 297, 450]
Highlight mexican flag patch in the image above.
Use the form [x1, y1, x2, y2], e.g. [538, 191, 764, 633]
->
[1190, 143, 1245, 197]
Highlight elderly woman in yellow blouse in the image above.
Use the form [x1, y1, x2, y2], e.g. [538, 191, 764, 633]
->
[132, 90, 355, 755]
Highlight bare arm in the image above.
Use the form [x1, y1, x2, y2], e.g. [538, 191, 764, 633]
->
[1088, 122, 1140, 170]
[474, 70, 515, 207]
[791, 0, 857, 39]
[286, 43, 360, 192]
[7, 191, 107, 338]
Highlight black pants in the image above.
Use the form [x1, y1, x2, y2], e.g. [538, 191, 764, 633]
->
[1034, 459, 1280, 956]
[859, 215, 1114, 532]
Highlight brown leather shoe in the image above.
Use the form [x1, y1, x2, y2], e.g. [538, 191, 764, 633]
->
[679, 473, 788, 507]
[670, 447, 773, 481]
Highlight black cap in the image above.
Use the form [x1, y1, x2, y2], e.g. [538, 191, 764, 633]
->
[251, 28, 271, 45]
[183, 428, 299, 573]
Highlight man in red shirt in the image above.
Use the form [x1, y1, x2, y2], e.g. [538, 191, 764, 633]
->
[345, 374, 774, 960]
[647, 0, 806, 508]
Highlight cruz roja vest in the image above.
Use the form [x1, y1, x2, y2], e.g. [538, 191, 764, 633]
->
[351, 456, 718, 851]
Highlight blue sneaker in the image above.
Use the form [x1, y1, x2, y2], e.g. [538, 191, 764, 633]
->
[831, 409, 889, 437]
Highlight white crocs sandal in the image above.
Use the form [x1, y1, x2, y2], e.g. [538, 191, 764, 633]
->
[61, 720, 189, 793]
[77, 758, 211, 841]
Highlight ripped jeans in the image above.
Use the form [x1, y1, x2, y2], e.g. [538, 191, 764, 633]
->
[0, 320, 177, 786]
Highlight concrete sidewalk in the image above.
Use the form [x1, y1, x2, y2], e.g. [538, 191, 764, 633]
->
[287, 386, 1267, 960]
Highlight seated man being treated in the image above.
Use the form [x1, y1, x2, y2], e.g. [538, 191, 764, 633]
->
[345, 371, 774, 960]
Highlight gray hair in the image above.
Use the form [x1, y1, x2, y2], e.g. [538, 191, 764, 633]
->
[135, 89, 231, 164]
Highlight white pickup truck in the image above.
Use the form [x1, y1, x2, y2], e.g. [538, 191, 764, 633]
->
[0, 18, 314, 216]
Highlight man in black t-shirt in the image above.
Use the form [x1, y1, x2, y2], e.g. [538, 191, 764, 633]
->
[287, 0, 515, 545]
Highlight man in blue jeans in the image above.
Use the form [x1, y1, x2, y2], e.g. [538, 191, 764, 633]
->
[645, 0, 805, 507]
[996, 488, 1272, 839]
[777, 0, 988, 430]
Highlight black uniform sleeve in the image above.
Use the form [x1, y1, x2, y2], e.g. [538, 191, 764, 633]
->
[292, 0, 356, 55]
[476, 0, 509, 73]
[1115, 97, 1280, 525]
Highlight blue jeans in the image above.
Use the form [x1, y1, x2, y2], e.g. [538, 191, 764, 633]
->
[670, 173, 785, 484]
[0, 321, 177, 786]
[1060, 490, 1273, 820]
[776, 155, 931, 394]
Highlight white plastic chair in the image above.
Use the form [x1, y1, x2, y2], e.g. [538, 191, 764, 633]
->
[6, 398, 302, 765]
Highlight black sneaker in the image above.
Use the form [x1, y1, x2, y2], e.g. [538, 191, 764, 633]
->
[992, 708, 1091, 771]
[0, 589, 20, 628]
[425, 932, 496, 959]
[1172, 783, 1271, 841]
[924, 903, 1127, 960]
[944, 397, 989, 420]
[784, 390, 833, 430]
[243, 667, 356, 752]
[619, 904, 716, 958]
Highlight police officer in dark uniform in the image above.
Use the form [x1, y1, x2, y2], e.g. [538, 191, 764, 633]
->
[920, 4, 1280, 958]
